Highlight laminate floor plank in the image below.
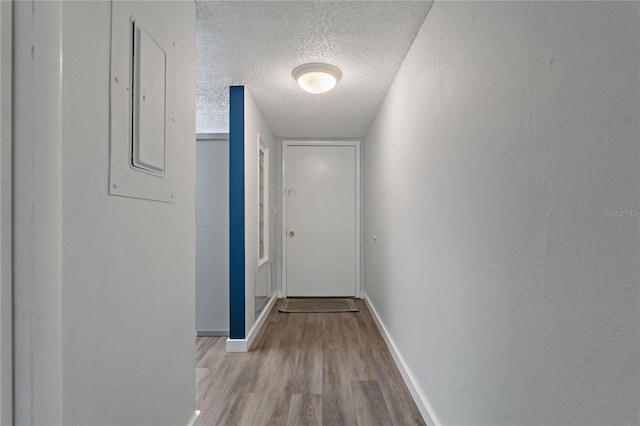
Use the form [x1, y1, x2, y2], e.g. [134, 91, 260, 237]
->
[253, 346, 284, 395]
[252, 319, 281, 351]
[373, 349, 427, 426]
[254, 392, 291, 426]
[280, 349, 301, 395]
[216, 392, 262, 426]
[196, 336, 226, 369]
[341, 317, 377, 381]
[351, 380, 394, 426]
[195, 368, 217, 425]
[286, 394, 322, 426]
[195, 299, 426, 426]
[321, 312, 345, 350]
[322, 348, 357, 426]
[282, 306, 307, 346]
[353, 300, 388, 351]
[294, 322, 323, 394]
[225, 352, 262, 394]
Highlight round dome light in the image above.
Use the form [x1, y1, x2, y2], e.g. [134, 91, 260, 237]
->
[292, 63, 342, 94]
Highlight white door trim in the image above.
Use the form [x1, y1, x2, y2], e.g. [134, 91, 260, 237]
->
[281, 140, 361, 298]
[0, 1, 12, 423]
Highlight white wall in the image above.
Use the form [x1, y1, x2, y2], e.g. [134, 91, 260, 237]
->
[364, 2, 639, 425]
[0, 1, 11, 424]
[243, 89, 277, 334]
[196, 136, 230, 336]
[14, 1, 198, 425]
[13, 1, 64, 422]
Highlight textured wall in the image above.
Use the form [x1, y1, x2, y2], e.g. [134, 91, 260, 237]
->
[364, 2, 639, 425]
[59, 1, 197, 425]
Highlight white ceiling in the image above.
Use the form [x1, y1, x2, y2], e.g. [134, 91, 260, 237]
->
[196, 1, 432, 138]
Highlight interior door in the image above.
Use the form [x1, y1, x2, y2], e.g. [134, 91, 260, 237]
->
[284, 144, 357, 297]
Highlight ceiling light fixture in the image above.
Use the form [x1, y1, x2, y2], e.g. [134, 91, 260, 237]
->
[292, 63, 342, 94]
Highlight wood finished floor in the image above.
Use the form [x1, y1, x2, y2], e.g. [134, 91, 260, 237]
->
[195, 299, 426, 426]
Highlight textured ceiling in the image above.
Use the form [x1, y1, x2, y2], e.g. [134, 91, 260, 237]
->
[196, 1, 432, 138]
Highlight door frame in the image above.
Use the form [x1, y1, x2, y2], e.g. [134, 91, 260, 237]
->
[281, 140, 361, 298]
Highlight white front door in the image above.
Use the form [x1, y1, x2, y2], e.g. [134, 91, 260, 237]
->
[284, 142, 359, 297]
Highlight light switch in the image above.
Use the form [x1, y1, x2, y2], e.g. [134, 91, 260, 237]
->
[132, 22, 166, 175]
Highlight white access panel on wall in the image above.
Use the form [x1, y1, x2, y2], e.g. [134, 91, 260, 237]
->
[109, 5, 175, 203]
[132, 23, 166, 175]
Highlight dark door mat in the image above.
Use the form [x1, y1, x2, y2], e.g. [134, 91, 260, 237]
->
[278, 298, 359, 313]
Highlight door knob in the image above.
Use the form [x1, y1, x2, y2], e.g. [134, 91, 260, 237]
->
[289, 230, 295, 238]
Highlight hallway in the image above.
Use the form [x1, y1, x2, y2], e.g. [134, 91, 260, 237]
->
[196, 299, 425, 425]
[4, 1, 638, 424]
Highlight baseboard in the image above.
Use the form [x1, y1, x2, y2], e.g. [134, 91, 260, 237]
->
[226, 293, 277, 352]
[186, 410, 201, 426]
[196, 329, 229, 337]
[246, 293, 277, 350]
[363, 292, 441, 426]
[225, 337, 248, 352]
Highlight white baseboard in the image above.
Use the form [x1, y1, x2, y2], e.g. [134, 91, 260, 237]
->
[363, 292, 441, 426]
[226, 293, 277, 352]
[186, 410, 201, 426]
[225, 337, 249, 352]
[196, 329, 229, 337]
